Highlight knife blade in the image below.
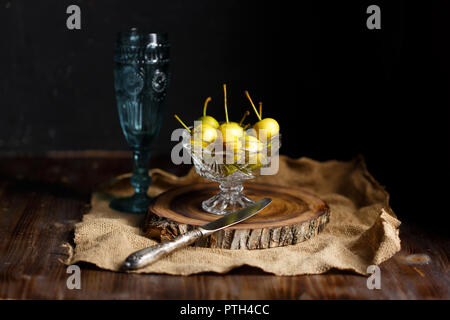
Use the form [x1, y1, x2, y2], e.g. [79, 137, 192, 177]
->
[122, 198, 272, 270]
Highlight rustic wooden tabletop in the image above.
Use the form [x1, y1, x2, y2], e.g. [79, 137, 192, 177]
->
[0, 151, 448, 299]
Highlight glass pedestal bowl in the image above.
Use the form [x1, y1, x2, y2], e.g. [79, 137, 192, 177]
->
[182, 129, 281, 215]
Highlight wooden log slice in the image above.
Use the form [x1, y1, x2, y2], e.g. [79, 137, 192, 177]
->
[144, 183, 330, 249]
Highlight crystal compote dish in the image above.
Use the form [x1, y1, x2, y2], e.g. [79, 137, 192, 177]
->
[182, 128, 281, 215]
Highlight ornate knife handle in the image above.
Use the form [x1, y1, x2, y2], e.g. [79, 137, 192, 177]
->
[123, 229, 206, 270]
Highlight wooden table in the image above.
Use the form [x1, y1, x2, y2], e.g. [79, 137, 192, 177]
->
[0, 151, 448, 299]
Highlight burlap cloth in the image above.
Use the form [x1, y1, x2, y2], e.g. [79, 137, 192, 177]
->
[63, 155, 401, 276]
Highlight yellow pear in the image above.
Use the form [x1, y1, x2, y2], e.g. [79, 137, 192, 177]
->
[190, 137, 209, 149]
[197, 97, 219, 128]
[174, 114, 217, 145]
[218, 84, 244, 146]
[192, 123, 218, 143]
[243, 135, 263, 153]
[244, 91, 280, 141]
[174, 114, 215, 153]
[219, 122, 244, 144]
[253, 118, 280, 141]
[244, 136, 265, 165]
[246, 152, 267, 168]
[223, 137, 243, 164]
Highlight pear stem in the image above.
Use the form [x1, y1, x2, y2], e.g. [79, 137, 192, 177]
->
[239, 110, 250, 126]
[203, 97, 212, 117]
[243, 123, 250, 130]
[245, 91, 261, 121]
[223, 84, 229, 123]
[174, 114, 191, 133]
[259, 102, 262, 118]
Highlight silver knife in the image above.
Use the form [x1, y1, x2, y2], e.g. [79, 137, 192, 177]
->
[122, 198, 272, 270]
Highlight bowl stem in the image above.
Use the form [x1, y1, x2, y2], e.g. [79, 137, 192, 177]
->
[201, 182, 255, 215]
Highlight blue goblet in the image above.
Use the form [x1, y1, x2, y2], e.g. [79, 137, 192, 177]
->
[110, 29, 170, 213]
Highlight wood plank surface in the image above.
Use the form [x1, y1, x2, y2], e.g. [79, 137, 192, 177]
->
[0, 152, 448, 299]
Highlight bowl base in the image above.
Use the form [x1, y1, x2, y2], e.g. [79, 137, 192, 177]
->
[201, 183, 255, 215]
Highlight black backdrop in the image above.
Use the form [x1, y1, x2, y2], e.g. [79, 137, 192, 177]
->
[0, 1, 448, 230]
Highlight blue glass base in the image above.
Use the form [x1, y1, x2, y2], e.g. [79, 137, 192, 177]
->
[109, 193, 153, 214]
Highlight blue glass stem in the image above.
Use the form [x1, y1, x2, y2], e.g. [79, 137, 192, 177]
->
[109, 150, 153, 214]
[130, 149, 152, 196]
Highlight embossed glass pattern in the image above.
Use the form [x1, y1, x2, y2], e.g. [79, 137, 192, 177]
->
[110, 29, 170, 213]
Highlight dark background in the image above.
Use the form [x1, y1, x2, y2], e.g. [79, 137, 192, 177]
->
[0, 1, 448, 230]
